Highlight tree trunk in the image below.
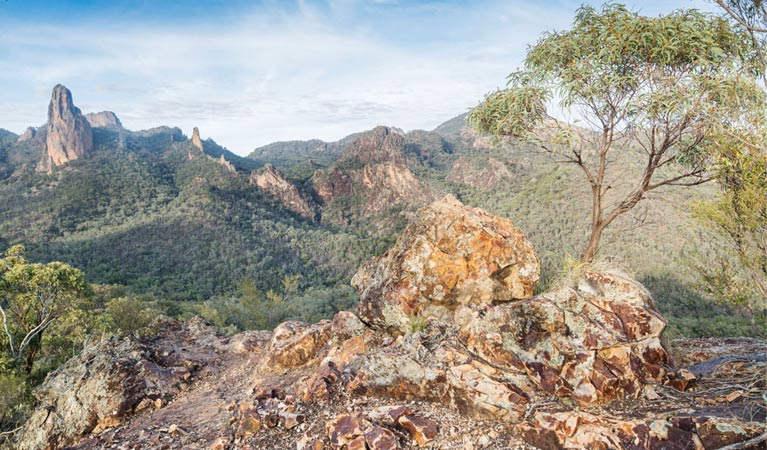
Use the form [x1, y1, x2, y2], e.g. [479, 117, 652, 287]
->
[581, 222, 605, 262]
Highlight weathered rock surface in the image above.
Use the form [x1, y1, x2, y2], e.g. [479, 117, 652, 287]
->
[191, 126, 204, 151]
[311, 126, 428, 227]
[13, 200, 766, 450]
[17, 318, 219, 450]
[38, 84, 94, 173]
[84, 111, 123, 129]
[250, 164, 318, 220]
[216, 154, 236, 173]
[353, 195, 540, 332]
[18, 126, 37, 142]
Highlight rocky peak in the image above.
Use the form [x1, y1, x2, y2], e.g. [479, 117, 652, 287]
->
[191, 127, 203, 151]
[310, 126, 428, 228]
[37, 84, 94, 173]
[338, 126, 406, 165]
[84, 111, 123, 129]
[217, 155, 236, 173]
[250, 164, 318, 220]
[17, 126, 37, 142]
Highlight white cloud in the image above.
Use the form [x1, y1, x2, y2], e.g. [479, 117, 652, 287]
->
[0, 0, 718, 154]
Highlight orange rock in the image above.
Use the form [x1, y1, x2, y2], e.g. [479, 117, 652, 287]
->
[353, 195, 540, 332]
[398, 413, 438, 447]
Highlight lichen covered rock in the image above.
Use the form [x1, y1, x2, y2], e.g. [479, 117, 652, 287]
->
[353, 195, 540, 332]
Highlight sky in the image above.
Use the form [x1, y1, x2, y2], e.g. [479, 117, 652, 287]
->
[0, 0, 719, 155]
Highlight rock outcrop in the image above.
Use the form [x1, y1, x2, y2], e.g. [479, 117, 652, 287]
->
[84, 111, 123, 129]
[191, 127, 204, 152]
[18, 126, 37, 142]
[13, 198, 766, 450]
[311, 126, 428, 228]
[17, 319, 221, 450]
[250, 164, 318, 220]
[37, 84, 94, 173]
[353, 195, 540, 332]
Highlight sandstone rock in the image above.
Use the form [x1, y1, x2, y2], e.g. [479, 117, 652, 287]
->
[337, 126, 406, 165]
[250, 164, 318, 220]
[310, 126, 428, 227]
[326, 414, 402, 450]
[84, 111, 123, 129]
[460, 270, 668, 405]
[518, 411, 767, 450]
[217, 154, 236, 173]
[38, 84, 94, 173]
[398, 413, 438, 447]
[330, 311, 368, 343]
[265, 320, 332, 370]
[353, 195, 540, 332]
[191, 127, 204, 151]
[18, 339, 168, 450]
[18, 126, 37, 142]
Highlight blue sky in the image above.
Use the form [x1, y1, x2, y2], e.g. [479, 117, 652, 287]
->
[0, 0, 718, 154]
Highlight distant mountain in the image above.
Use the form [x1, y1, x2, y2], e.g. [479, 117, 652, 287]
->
[0, 85, 753, 336]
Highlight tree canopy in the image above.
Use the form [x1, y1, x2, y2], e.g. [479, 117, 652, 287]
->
[0, 245, 89, 372]
[468, 3, 766, 261]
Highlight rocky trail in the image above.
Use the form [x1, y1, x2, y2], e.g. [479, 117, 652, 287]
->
[11, 197, 767, 450]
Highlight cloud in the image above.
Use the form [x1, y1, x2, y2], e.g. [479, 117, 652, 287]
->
[0, 0, 717, 154]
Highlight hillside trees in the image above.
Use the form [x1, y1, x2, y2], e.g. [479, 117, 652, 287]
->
[468, 3, 765, 262]
[0, 245, 89, 373]
[692, 0, 767, 317]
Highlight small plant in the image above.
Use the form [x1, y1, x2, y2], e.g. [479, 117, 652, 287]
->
[409, 314, 427, 334]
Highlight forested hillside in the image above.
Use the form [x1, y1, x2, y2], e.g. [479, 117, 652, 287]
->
[0, 91, 757, 336]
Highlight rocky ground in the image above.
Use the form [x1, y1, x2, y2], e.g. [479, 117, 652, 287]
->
[10, 197, 767, 450]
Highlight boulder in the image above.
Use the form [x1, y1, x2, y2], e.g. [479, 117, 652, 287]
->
[16, 336, 193, 450]
[264, 320, 332, 370]
[353, 195, 540, 332]
[459, 270, 668, 405]
[38, 84, 94, 173]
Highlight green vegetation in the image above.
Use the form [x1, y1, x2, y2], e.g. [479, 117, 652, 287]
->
[468, 3, 764, 262]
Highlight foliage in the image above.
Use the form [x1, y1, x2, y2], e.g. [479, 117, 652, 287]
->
[0, 245, 89, 373]
[692, 92, 767, 317]
[468, 3, 764, 261]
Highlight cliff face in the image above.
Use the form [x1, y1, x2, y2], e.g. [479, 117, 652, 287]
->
[13, 198, 765, 450]
[37, 84, 94, 173]
[191, 127, 204, 152]
[250, 164, 318, 220]
[311, 126, 429, 227]
[84, 111, 123, 129]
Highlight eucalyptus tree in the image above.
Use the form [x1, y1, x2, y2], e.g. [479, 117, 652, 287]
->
[469, 3, 764, 262]
[0, 246, 88, 372]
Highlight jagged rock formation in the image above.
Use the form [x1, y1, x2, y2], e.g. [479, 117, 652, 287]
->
[311, 126, 428, 227]
[13, 199, 766, 449]
[191, 127, 204, 152]
[37, 84, 94, 173]
[18, 126, 37, 142]
[216, 155, 236, 173]
[353, 195, 540, 332]
[84, 111, 123, 129]
[250, 164, 318, 220]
